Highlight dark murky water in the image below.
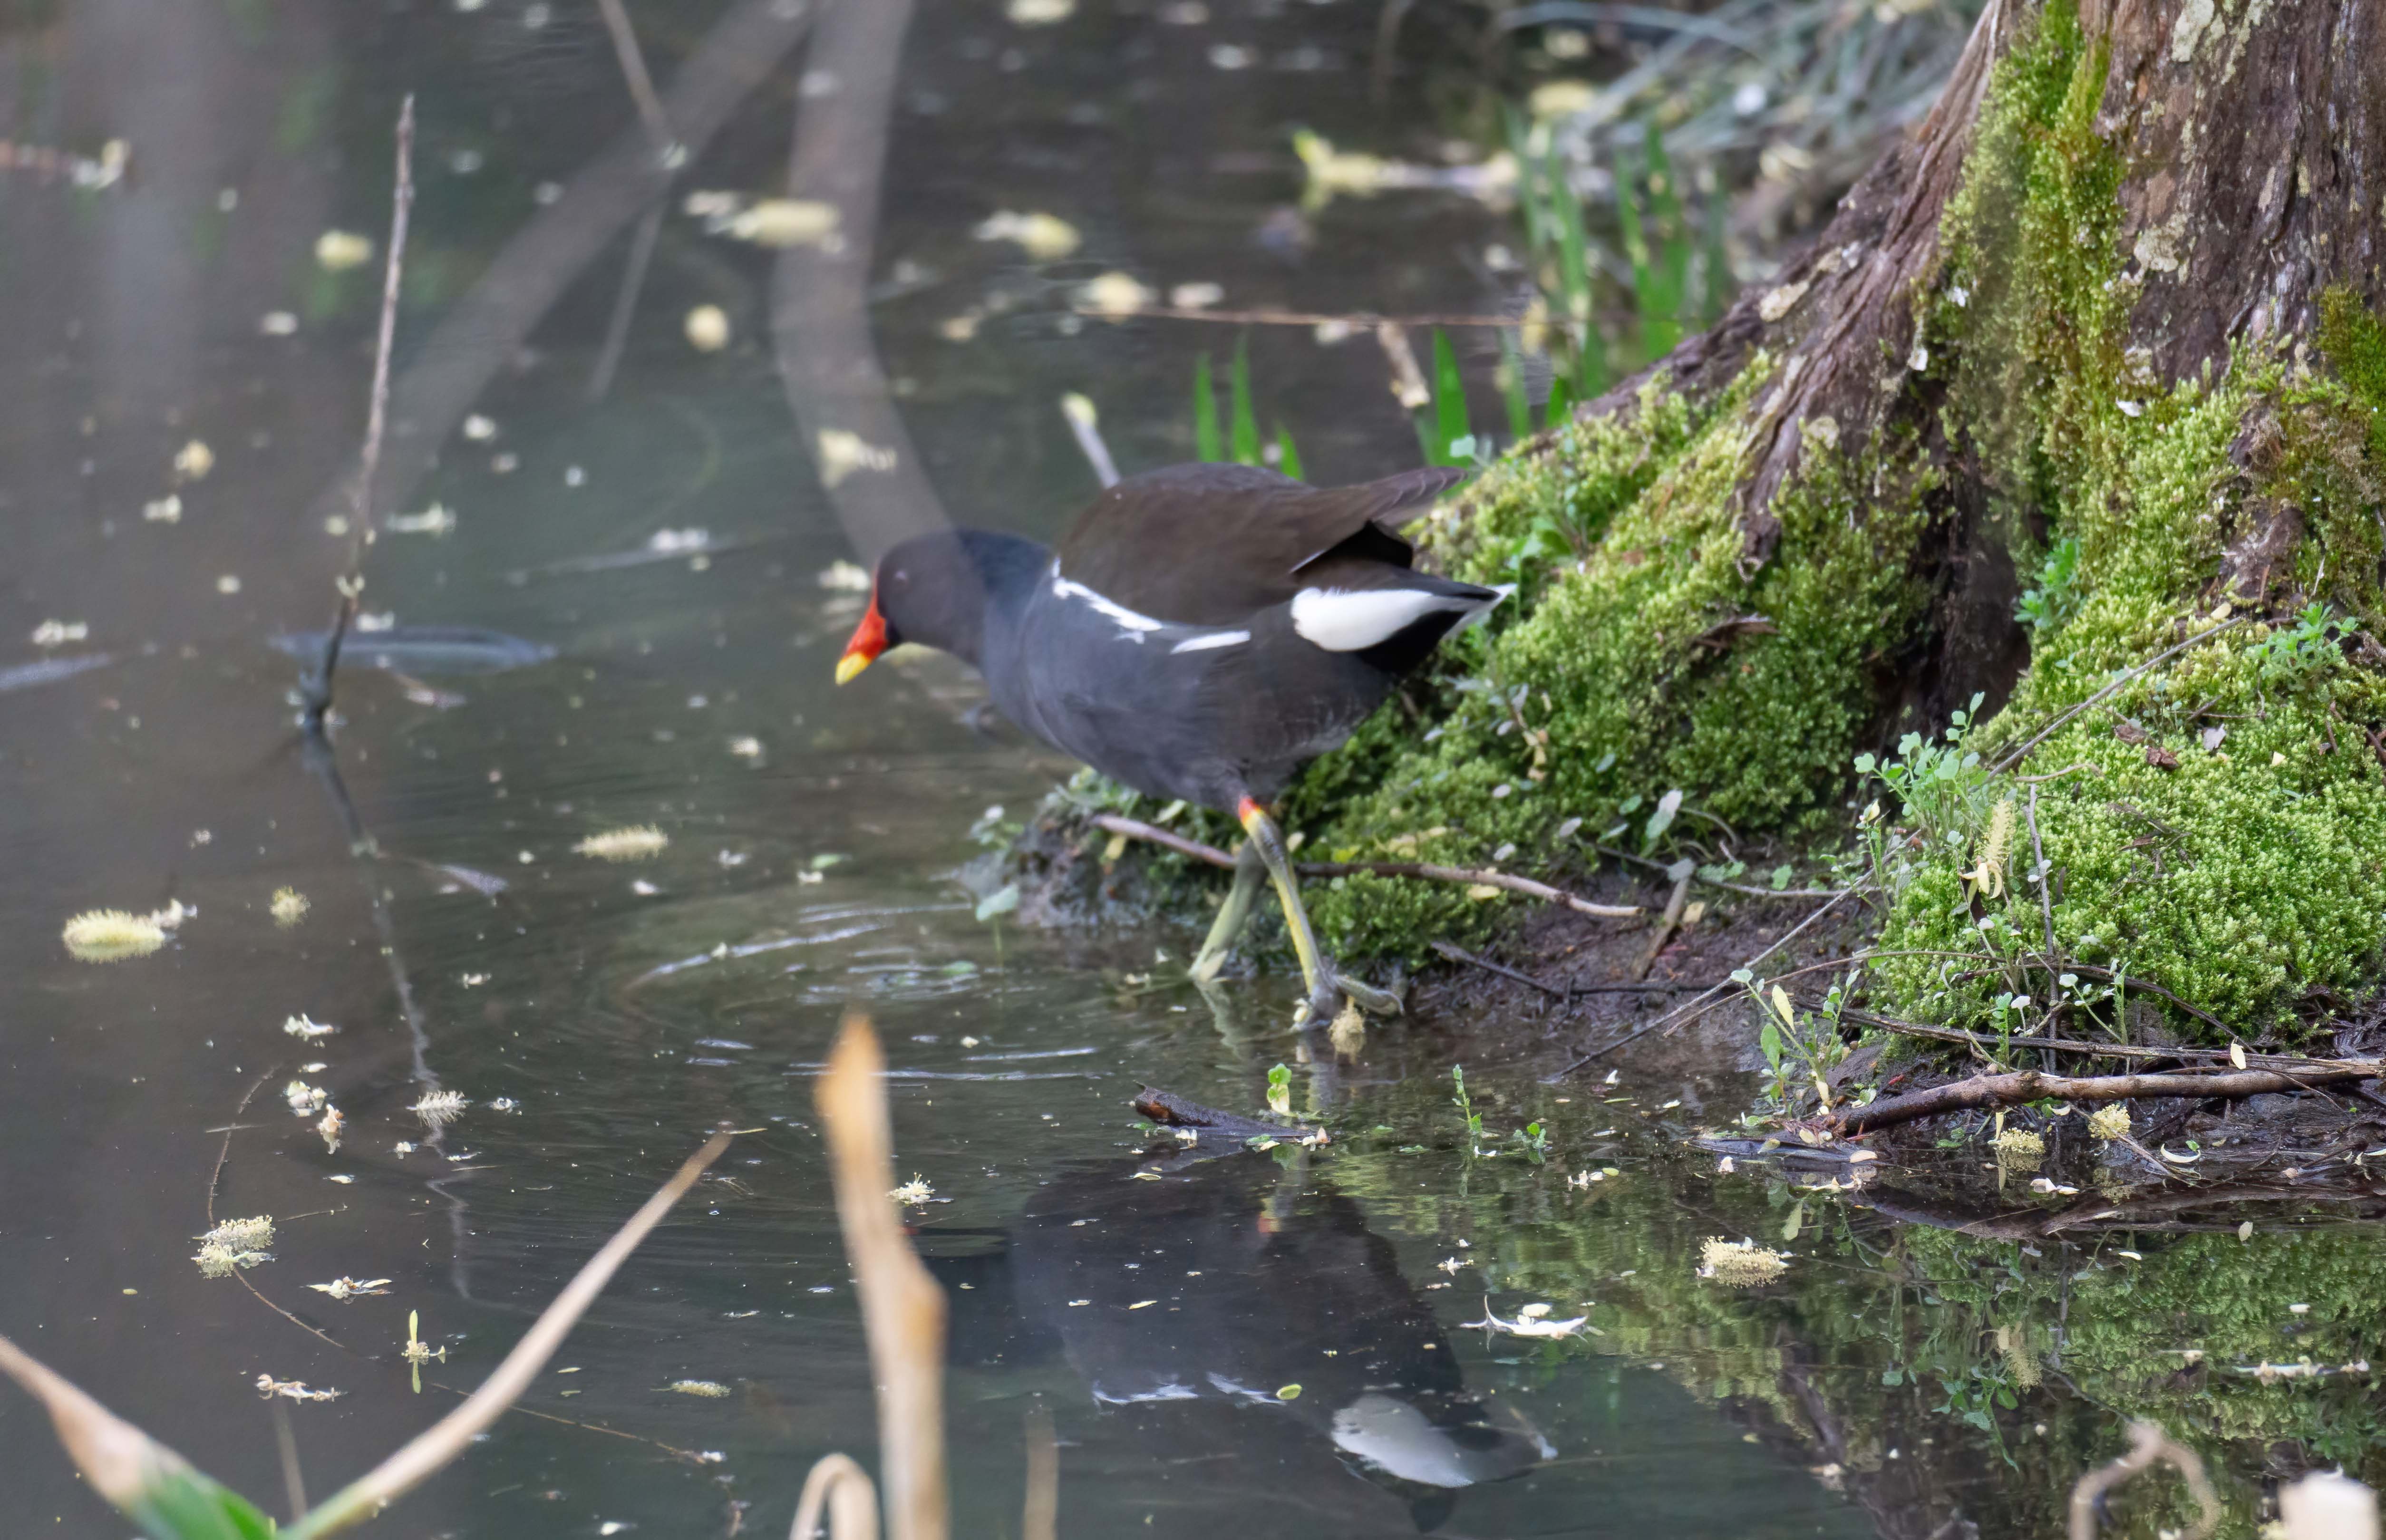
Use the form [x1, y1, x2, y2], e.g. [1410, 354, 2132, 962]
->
[7, 3, 2386, 1537]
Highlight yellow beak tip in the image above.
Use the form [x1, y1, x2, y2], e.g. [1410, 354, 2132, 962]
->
[834, 654, 872, 685]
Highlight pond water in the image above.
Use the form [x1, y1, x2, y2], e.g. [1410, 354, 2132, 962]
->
[7, 3, 2386, 1537]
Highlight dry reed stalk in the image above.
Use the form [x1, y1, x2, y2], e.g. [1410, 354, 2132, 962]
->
[815, 1014, 949, 1540]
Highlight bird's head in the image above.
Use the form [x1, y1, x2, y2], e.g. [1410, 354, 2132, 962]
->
[836, 530, 1012, 682]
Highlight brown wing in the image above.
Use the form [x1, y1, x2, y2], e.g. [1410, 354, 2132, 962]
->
[1053, 463, 1468, 626]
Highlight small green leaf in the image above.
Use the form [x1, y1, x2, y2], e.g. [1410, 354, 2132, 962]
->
[1429, 329, 1468, 466]
[1229, 333, 1261, 465]
[1274, 423, 1303, 482]
[1193, 353, 1221, 462]
[975, 883, 1020, 921]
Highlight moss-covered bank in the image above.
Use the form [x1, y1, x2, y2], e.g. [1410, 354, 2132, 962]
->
[1038, 0, 2386, 1050]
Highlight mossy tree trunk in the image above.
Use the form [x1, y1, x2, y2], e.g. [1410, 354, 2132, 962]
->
[1292, 0, 2386, 1041]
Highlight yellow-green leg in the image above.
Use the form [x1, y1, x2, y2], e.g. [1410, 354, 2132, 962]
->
[1237, 798, 1402, 1019]
[1189, 837, 1265, 985]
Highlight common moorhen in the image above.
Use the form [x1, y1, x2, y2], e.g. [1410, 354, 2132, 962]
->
[836, 462, 1502, 1017]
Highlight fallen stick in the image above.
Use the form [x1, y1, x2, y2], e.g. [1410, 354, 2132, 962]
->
[1132, 1086, 1297, 1141]
[1593, 843, 1843, 899]
[1833, 1061, 2386, 1138]
[1088, 813, 1640, 918]
[1629, 862, 1693, 981]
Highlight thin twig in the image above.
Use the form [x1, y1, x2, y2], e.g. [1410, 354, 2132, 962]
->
[1835, 1007, 2350, 1070]
[586, 199, 665, 402]
[1433, 939, 1563, 996]
[1433, 939, 1716, 995]
[1833, 1062, 2384, 1138]
[304, 95, 415, 730]
[1550, 884, 1862, 1077]
[1079, 303, 1527, 329]
[1630, 863, 1693, 981]
[1595, 843, 1843, 898]
[272, 1398, 308, 1524]
[2025, 785, 2060, 1022]
[284, 1133, 732, 1539]
[1992, 617, 2251, 773]
[594, 0, 676, 155]
[1088, 813, 1641, 918]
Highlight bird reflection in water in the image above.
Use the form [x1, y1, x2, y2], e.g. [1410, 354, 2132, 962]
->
[931, 1135, 1550, 1533]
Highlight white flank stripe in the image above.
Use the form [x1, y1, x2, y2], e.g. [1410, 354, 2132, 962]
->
[1052, 563, 1162, 641]
[1170, 629, 1250, 654]
[1290, 586, 1473, 652]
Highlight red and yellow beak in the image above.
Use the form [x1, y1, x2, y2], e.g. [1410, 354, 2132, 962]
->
[836, 591, 887, 684]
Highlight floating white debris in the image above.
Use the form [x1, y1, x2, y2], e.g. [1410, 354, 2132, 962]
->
[817, 560, 872, 592]
[315, 230, 374, 271]
[143, 494, 183, 523]
[1007, 0, 1073, 22]
[973, 210, 1081, 261]
[387, 504, 456, 536]
[215, 574, 242, 595]
[684, 304, 731, 352]
[667, 1379, 731, 1397]
[1463, 1299, 1592, 1338]
[890, 1175, 935, 1205]
[174, 440, 215, 481]
[195, 1216, 275, 1278]
[724, 199, 839, 248]
[307, 1277, 391, 1301]
[271, 889, 311, 928]
[316, 1105, 344, 1153]
[1699, 1237, 1787, 1287]
[285, 1080, 328, 1115]
[1077, 271, 1154, 319]
[256, 1375, 343, 1403]
[1528, 80, 1595, 118]
[488, 1097, 520, 1113]
[260, 310, 300, 336]
[462, 414, 497, 441]
[411, 1089, 469, 1128]
[728, 736, 762, 759]
[30, 620, 88, 648]
[816, 428, 897, 487]
[1169, 281, 1224, 310]
[576, 825, 669, 862]
[61, 908, 167, 962]
[283, 1013, 336, 1041]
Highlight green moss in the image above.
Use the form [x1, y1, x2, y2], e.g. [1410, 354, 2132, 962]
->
[2319, 285, 2386, 472]
[1296, 367, 1934, 960]
[1863, 3, 2386, 1039]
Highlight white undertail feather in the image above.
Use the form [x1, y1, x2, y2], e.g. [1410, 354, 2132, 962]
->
[1289, 584, 1510, 652]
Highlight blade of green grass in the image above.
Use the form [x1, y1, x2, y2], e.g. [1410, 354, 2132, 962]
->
[1545, 374, 1576, 429]
[1499, 333, 1532, 442]
[1429, 329, 1469, 466]
[1645, 122, 1686, 358]
[1701, 185, 1733, 328]
[1192, 353, 1221, 462]
[1549, 145, 1591, 327]
[1229, 333, 1261, 465]
[1274, 424, 1304, 482]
